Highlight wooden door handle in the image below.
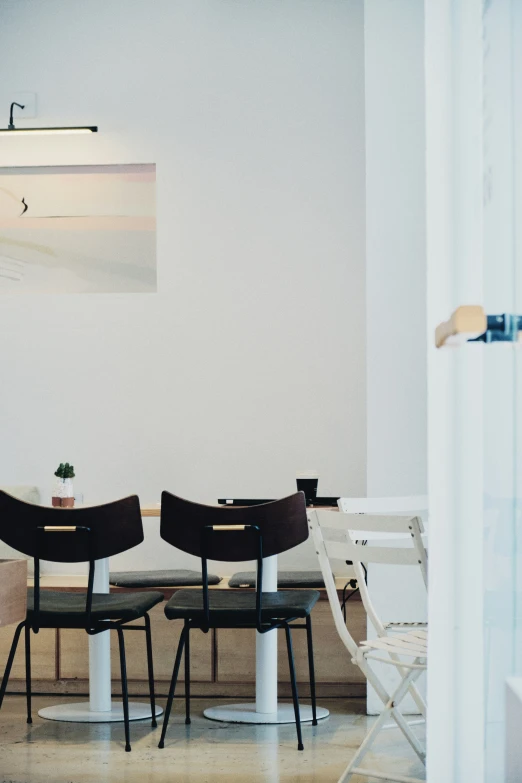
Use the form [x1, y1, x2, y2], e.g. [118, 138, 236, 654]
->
[435, 305, 487, 348]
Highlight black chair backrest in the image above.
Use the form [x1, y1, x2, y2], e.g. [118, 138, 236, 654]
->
[0, 491, 144, 562]
[160, 491, 308, 561]
[0, 491, 144, 633]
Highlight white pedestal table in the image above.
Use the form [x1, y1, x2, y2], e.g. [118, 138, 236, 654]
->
[203, 554, 329, 724]
[39, 558, 163, 723]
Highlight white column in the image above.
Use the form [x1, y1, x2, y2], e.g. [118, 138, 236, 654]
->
[364, 0, 427, 715]
[255, 554, 278, 714]
[88, 558, 112, 713]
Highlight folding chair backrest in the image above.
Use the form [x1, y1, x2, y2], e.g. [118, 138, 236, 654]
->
[337, 495, 428, 589]
[310, 509, 428, 641]
[308, 510, 361, 659]
[320, 512, 426, 576]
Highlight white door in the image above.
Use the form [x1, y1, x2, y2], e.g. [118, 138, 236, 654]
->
[426, 1, 522, 781]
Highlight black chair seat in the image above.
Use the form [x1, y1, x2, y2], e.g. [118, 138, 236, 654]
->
[27, 588, 164, 627]
[165, 589, 319, 625]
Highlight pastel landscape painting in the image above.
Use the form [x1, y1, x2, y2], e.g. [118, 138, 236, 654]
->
[0, 163, 156, 293]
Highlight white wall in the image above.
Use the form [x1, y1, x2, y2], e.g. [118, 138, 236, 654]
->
[0, 0, 366, 515]
[363, 0, 427, 713]
[0, 2, 429, 588]
[365, 0, 427, 498]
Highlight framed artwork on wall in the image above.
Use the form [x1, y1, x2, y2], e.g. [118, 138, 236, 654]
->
[0, 163, 156, 293]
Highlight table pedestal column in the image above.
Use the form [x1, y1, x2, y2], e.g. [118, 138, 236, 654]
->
[255, 554, 278, 715]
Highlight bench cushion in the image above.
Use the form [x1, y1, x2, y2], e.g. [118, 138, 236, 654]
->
[109, 569, 221, 587]
[228, 570, 328, 588]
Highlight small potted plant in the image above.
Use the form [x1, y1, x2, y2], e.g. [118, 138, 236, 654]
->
[52, 462, 76, 508]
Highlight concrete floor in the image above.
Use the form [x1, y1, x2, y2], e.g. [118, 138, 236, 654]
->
[0, 696, 425, 783]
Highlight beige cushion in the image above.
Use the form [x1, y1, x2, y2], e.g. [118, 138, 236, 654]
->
[0, 486, 40, 574]
[0, 485, 40, 504]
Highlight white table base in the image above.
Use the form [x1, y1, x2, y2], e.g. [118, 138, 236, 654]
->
[203, 554, 329, 725]
[38, 702, 163, 723]
[203, 703, 329, 724]
[38, 558, 163, 724]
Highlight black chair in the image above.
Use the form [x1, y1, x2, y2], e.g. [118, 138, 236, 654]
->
[158, 490, 320, 751]
[0, 491, 164, 752]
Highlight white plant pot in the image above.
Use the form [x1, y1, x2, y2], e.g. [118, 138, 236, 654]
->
[52, 477, 74, 507]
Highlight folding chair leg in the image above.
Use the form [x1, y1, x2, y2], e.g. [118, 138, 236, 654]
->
[339, 665, 425, 783]
[284, 624, 304, 751]
[117, 628, 131, 752]
[0, 621, 24, 711]
[305, 615, 318, 726]
[382, 667, 426, 765]
[387, 650, 426, 718]
[25, 623, 32, 724]
[158, 626, 187, 749]
[184, 623, 191, 725]
[392, 703, 426, 764]
[339, 704, 394, 783]
[144, 614, 157, 728]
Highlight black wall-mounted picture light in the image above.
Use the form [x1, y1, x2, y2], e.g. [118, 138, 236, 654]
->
[0, 102, 98, 136]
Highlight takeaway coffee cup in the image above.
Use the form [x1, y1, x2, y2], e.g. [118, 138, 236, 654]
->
[296, 470, 319, 504]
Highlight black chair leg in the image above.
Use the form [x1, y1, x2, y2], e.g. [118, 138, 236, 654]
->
[0, 621, 25, 711]
[144, 614, 157, 728]
[184, 623, 191, 725]
[25, 623, 32, 724]
[158, 626, 187, 749]
[305, 615, 318, 726]
[117, 628, 131, 752]
[284, 623, 304, 751]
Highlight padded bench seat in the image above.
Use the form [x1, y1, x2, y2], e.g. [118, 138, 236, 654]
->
[109, 569, 222, 588]
[228, 570, 329, 588]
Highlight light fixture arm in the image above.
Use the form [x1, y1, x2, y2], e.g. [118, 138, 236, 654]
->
[8, 102, 25, 130]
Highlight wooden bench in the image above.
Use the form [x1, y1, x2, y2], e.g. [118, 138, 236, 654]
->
[0, 573, 365, 699]
[0, 560, 27, 629]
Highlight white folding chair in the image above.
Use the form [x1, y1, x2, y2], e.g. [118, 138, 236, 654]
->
[339, 498, 428, 667]
[309, 510, 428, 783]
[338, 496, 428, 718]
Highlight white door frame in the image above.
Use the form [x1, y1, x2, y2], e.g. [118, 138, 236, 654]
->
[425, 0, 485, 781]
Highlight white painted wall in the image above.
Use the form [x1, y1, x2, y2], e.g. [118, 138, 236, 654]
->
[363, 0, 427, 714]
[365, 0, 427, 499]
[0, 3, 429, 625]
[0, 0, 366, 573]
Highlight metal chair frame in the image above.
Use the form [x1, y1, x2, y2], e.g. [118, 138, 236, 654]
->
[158, 492, 318, 752]
[0, 492, 159, 752]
